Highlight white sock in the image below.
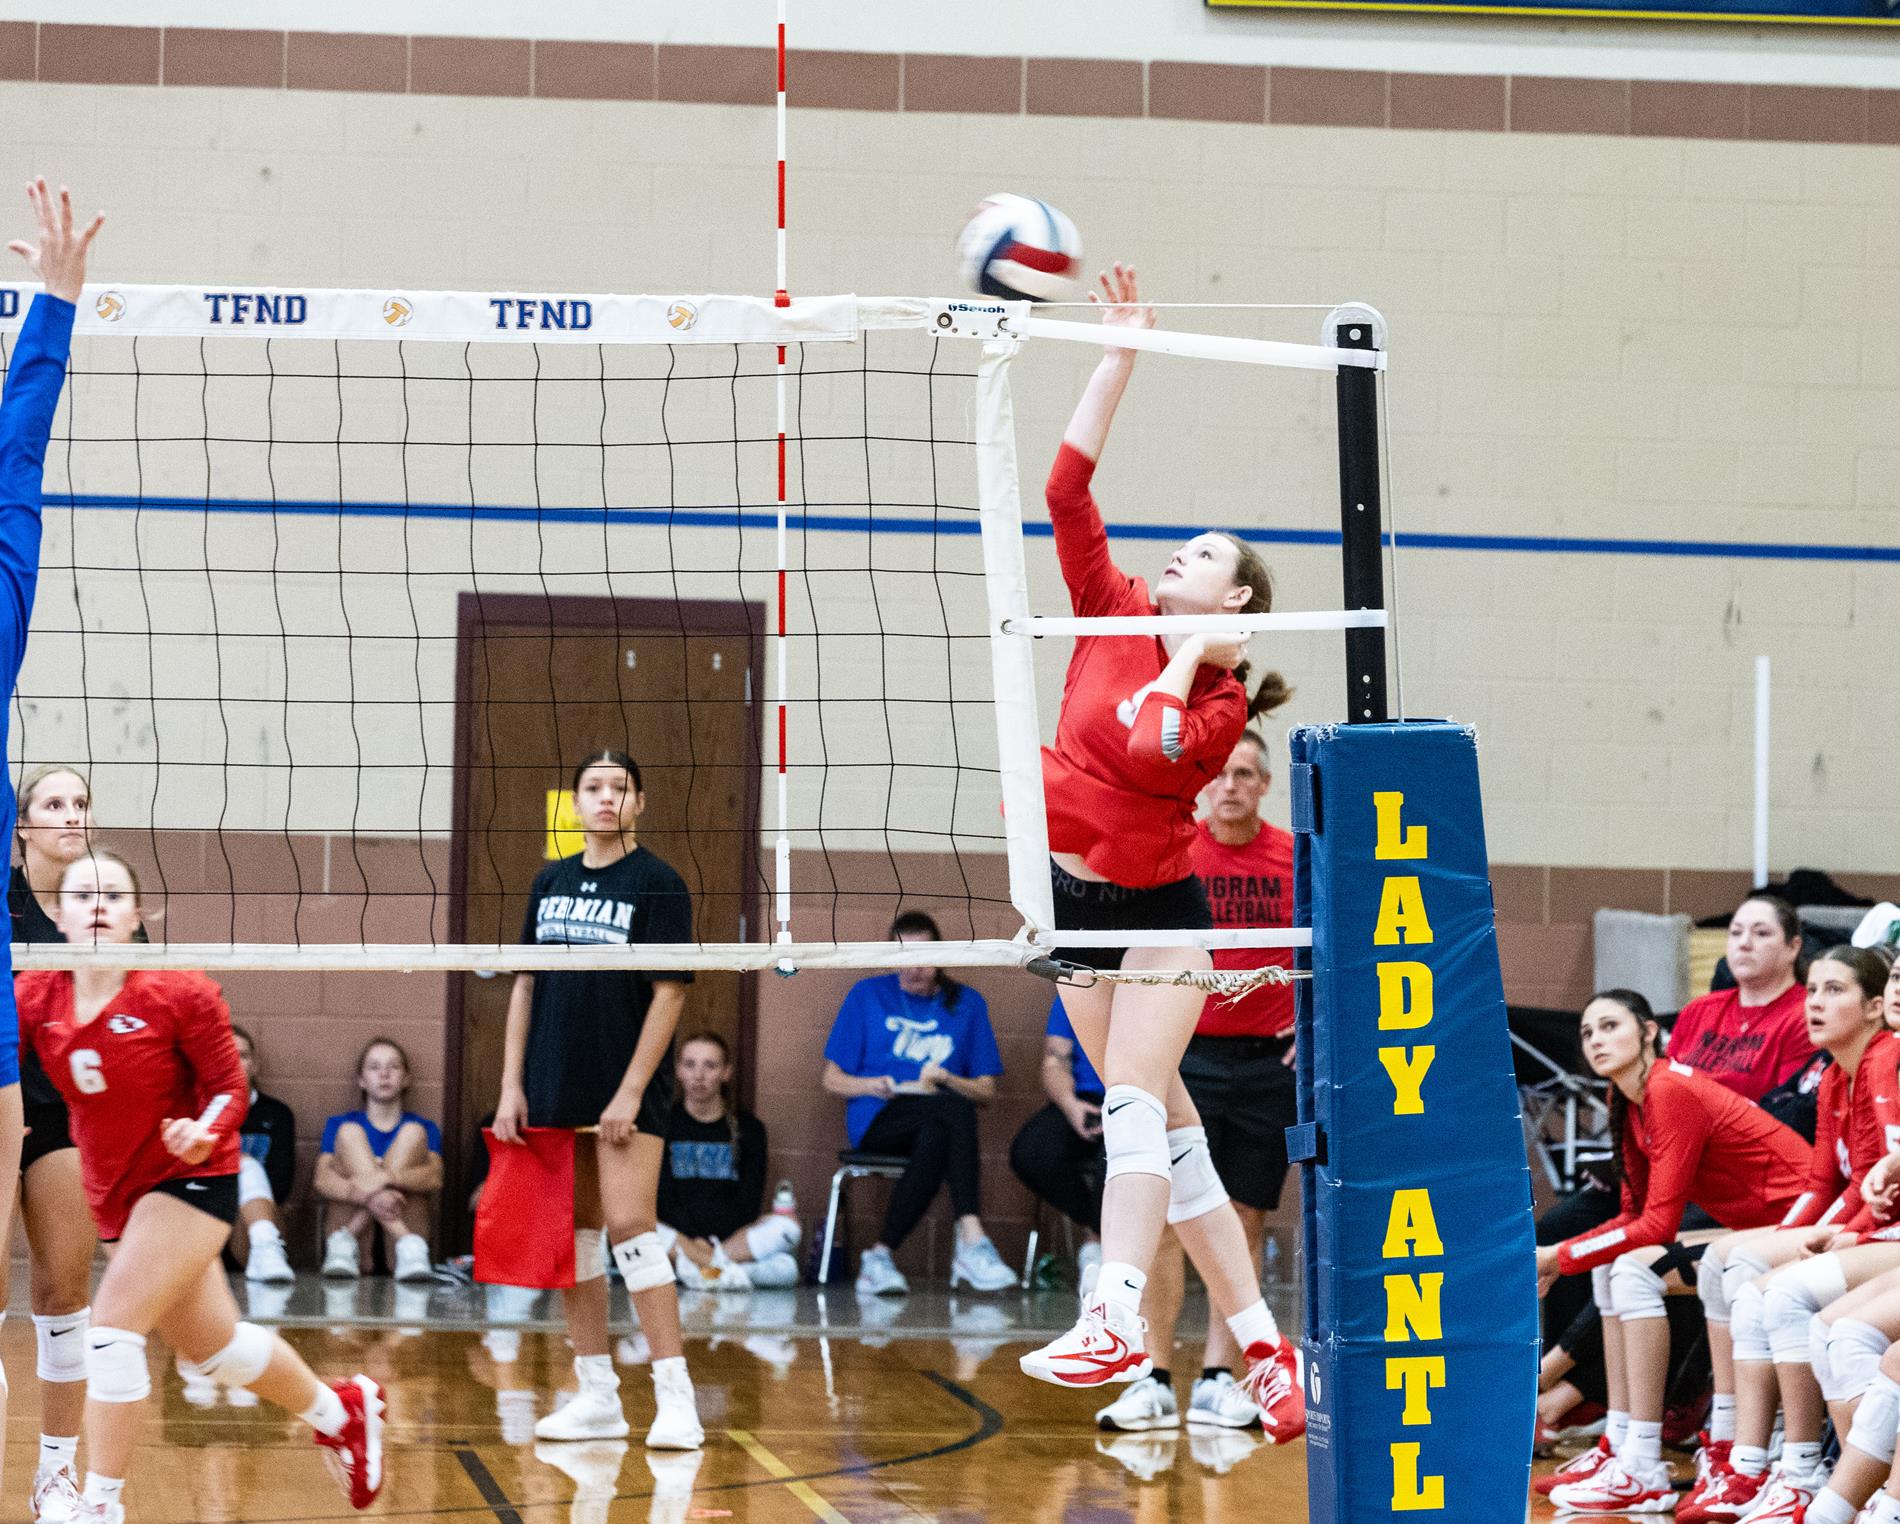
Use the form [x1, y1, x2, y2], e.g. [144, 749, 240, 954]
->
[82, 1474, 124, 1510]
[38, 1434, 77, 1475]
[1225, 1300, 1280, 1353]
[1732, 1443, 1768, 1477]
[576, 1353, 617, 1391]
[1605, 1409, 1630, 1450]
[1096, 1262, 1145, 1316]
[248, 1218, 284, 1248]
[1874, 1494, 1900, 1524]
[1624, 1418, 1663, 1468]
[299, 1385, 347, 1438]
[651, 1355, 689, 1385]
[1809, 1490, 1861, 1524]
[1784, 1439, 1824, 1477]
[1709, 1393, 1736, 1443]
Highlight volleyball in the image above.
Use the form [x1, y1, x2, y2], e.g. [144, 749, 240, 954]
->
[956, 194, 1084, 303]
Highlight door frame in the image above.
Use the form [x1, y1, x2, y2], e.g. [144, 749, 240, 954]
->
[443, 591, 766, 1248]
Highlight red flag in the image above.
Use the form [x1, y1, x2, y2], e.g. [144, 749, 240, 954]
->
[474, 1127, 578, 1289]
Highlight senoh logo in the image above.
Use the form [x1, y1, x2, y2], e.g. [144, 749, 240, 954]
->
[488, 297, 592, 332]
[666, 301, 698, 332]
[94, 291, 125, 322]
[382, 297, 413, 327]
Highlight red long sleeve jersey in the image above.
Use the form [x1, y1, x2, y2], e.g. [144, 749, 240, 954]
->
[16, 970, 247, 1240]
[1782, 1032, 1899, 1233]
[1847, 1035, 1900, 1239]
[1556, 1060, 1808, 1274]
[1041, 444, 1246, 889]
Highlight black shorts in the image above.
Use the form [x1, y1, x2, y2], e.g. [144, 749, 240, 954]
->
[21, 1099, 74, 1174]
[1178, 1033, 1299, 1212]
[107, 1174, 240, 1243]
[1048, 861, 1213, 972]
[529, 1063, 675, 1138]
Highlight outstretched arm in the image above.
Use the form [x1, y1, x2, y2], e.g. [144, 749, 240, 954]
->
[1060, 263, 1154, 462]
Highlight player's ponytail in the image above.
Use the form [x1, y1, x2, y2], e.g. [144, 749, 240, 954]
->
[1216, 534, 1295, 722]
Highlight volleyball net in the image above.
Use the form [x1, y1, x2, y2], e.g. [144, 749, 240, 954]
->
[2, 284, 1384, 973]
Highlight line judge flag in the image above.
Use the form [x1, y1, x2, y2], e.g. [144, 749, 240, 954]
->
[474, 1127, 578, 1289]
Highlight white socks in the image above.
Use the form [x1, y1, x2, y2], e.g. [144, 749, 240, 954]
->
[38, 1434, 77, 1477]
[1809, 1491, 1860, 1524]
[1732, 1443, 1769, 1477]
[1874, 1494, 1900, 1524]
[1784, 1439, 1824, 1478]
[577, 1353, 618, 1391]
[1709, 1393, 1736, 1443]
[82, 1474, 124, 1511]
[248, 1219, 285, 1248]
[1605, 1410, 1631, 1450]
[1624, 1418, 1663, 1468]
[1096, 1262, 1145, 1316]
[1226, 1300, 1280, 1352]
[299, 1385, 347, 1438]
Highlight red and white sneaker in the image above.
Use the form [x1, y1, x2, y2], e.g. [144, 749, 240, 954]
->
[1237, 1340, 1305, 1444]
[1549, 1455, 1676, 1514]
[316, 1375, 386, 1510]
[1733, 1470, 1820, 1522]
[1679, 1463, 1767, 1522]
[1694, 1437, 1732, 1488]
[1537, 1436, 1615, 1498]
[32, 1463, 83, 1524]
[1019, 1299, 1151, 1388]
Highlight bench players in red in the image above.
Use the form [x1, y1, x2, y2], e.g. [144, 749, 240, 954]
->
[16, 849, 385, 1524]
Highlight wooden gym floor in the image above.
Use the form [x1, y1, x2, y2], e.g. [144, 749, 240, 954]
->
[0, 1277, 1309, 1522]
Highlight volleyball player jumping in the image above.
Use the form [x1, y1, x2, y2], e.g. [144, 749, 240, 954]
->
[1015, 264, 1302, 1442]
[17, 850, 383, 1524]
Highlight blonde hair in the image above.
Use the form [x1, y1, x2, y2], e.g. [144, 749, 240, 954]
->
[14, 764, 89, 864]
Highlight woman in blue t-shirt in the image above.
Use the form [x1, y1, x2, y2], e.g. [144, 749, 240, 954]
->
[820, 911, 1015, 1294]
[314, 1037, 442, 1283]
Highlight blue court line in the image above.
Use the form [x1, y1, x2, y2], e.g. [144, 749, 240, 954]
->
[47, 493, 1900, 566]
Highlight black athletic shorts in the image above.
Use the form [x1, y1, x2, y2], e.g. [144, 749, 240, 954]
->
[143, 1173, 240, 1234]
[530, 1064, 675, 1140]
[1048, 861, 1213, 972]
[1178, 1033, 1299, 1212]
[21, 1099, 74, 1174]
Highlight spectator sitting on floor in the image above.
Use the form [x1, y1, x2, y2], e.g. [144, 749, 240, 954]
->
[315, 1037, 443, 1284]
[658, 1031, 801, 1291]
[1008, 995, 1103, 1283]
[821, 910, 1016, 1295]
[229, 1023, 297, 1284]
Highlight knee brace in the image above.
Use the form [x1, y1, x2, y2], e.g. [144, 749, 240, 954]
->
[1826, 1317, 1892, 1403]
[195, 1322, 273, 1389]
[86, 1328, 150, 1404]
[745, 1215, 801, 1262]
[612, 1231, 675, 1293]
[1723, 1245, 1773, 1309]
[1610, 1253, 1670, 1323]
[574, 1228, 607, 1284]
[1700, 1247, 1733, 1325]
[1591, 1263, 1616, 1315]
[34, 1307, 89, 1384]
[1849, 1373, 1900, 1465]
[1164, 1126, 1229, 1225]
[1765, 1254, 1848, 1364]
[1101, 1086, 1169, 1183]
[1731, 1281, 1772, 1364]
[235, 1152, 272, 1208]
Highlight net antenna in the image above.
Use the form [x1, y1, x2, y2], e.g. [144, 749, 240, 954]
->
[5, 286, 1389, 976]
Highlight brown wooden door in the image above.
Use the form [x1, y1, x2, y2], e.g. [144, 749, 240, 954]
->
[444, 594, 761, 1245]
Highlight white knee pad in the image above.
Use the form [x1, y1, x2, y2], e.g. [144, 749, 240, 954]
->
[1723, 1245, 1773, 1310]
[1164, 1126, 1230, 1225]
[1765, 1254, 1849, 1364]
[1826, 1317, 1893, 1403]
[1611, 1254, 1670, 1323]
[1700, 1246, 1732, 1325]
[653, 1223, 679, 1253]
[612, 1231, 675, 1293]
[236, 1153, 272, 1207]
[574, 1228, 607, 1284]
[745, 1215, 801, 1262]
[1591, 1263, 1616, 1314]
[1101, 1086, 1169, 1183]
[1731, 1281, 1772, 1364]
[34, 1308, 89, 1384]
[86, 1328, 150, 1404]
[1849, 1373, 1900, 1465]
[195, 1321, 273, 1389]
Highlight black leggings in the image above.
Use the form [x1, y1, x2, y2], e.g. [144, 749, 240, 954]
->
[857, 1093, 984, 1252]
[1009, 1101, 1105, 1234]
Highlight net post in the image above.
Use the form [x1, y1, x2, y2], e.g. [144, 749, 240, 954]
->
[1331, 305, 1388, 724]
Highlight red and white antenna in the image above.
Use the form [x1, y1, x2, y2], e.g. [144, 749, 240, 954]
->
[772, 0, 792, 947]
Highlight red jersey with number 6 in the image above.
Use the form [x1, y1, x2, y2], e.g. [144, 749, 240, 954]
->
[1189, 817, 1295, 1038]
[16, 970, 247, 1240]
[1041, 444, 1247, 889]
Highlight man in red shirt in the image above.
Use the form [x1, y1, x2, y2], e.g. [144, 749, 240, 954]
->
[1094, 731, 1298, 1434]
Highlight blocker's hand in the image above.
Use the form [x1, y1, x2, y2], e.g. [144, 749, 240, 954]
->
[1090, 262, 1154, 352]
[7, 178, 103, 305]
[160, 1115, 216, 1164]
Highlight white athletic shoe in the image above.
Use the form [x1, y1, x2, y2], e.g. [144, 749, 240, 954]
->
[1187, 1371, 1263, 1430]
[706, 1249, 753, 1293]
[245, 1233, 296, 1284]
[855, 1246, 909, 1296]
[321, 1228, 361, 1279]
[533, 1439, 628, 1495]
[1094, 1374, 1179, 1432]
[1548, 1454, 1676, 1514]
[67, 1501, 123, 1524]
[1188, 1425, 1261, 1474]
[646, 1362, 704, 1451]
[393, 1234, 434, 1284]
[747, 1251, 801, 1288]
[950, 1236, 1016, 1292]
[536, 1363, 630, 1442]
[1094, 1432, 1178, 1481]
[32, 1464, 82, 1524]
[1020, 1297, 1151, 1388]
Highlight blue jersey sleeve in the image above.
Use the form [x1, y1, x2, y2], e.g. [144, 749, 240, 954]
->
[956, 990, 1005, 1079]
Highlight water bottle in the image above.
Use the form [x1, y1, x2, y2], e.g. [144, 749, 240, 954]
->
[772, 1180, 797, 1217]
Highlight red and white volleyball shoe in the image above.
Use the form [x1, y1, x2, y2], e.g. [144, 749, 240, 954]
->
[1693, 1436, 1732, 1488]
[1019, 1298, 1151, 1387]
[1730, 1469, 1821, 1522]
[1549, 1455, 1676, 1514]
[1678, 1461, 1767, 1522]
[1537, 1436, 1615, 1497]
[1237, 1340, 1306, 1444]
[316, 1375, 386, 1509]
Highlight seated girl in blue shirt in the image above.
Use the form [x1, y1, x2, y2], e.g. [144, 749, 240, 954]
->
[315, 1038, 442, 1283]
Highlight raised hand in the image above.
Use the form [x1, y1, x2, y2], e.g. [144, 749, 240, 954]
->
[1088, 262, 1155, 351]
[7, 178, 104, 305]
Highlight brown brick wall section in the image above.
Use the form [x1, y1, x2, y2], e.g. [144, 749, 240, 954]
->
[8, 25, 1900, 149]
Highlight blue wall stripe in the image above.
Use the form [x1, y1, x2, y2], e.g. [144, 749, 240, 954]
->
[46, 493, 1900, 566]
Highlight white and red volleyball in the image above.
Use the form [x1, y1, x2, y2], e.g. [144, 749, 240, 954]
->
[956, 194, 1084, 303]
